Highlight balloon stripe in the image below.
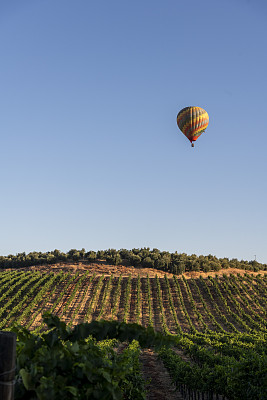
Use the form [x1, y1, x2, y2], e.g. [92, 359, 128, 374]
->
[178, 115, 209, 132]
[185, 121, 208, 136]
[177, 112, 209, 128]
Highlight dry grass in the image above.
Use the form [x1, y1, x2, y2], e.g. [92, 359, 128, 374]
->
[6, 262, 267, 279]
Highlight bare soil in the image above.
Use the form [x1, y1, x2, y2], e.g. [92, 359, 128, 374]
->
[140, 349, 182, 400]
[7, 262, 267, 279]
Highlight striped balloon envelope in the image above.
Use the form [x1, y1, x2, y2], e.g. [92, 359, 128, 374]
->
[177, 106, 209, 147]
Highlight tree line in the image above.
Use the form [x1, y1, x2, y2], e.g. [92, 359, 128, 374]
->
[0, 248, 266, 273]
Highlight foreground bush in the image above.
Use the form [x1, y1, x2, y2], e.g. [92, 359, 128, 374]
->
[13, 314, 171, 400]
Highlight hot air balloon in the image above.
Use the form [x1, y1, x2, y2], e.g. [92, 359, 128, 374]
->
[177, 106, 209, 147]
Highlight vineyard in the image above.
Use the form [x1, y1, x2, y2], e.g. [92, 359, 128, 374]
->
[2, 265, 267, 399]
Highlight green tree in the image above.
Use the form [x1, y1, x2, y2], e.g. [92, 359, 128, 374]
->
[142, 257, 154, 268]
[128, 254, 142, 267]
[86, 251, 97, 262]
[96, 250, 105, 260]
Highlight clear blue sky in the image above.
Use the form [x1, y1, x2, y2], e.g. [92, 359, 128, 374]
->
[1, 0, 267, 263]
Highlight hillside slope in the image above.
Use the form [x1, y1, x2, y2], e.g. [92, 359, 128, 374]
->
[2, 265, 267, 334]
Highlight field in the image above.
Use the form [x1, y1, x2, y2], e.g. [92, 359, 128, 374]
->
[2, 263, 267, 399]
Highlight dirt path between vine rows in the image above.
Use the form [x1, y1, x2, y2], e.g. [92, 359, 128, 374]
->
[140, 349, 183, 400]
